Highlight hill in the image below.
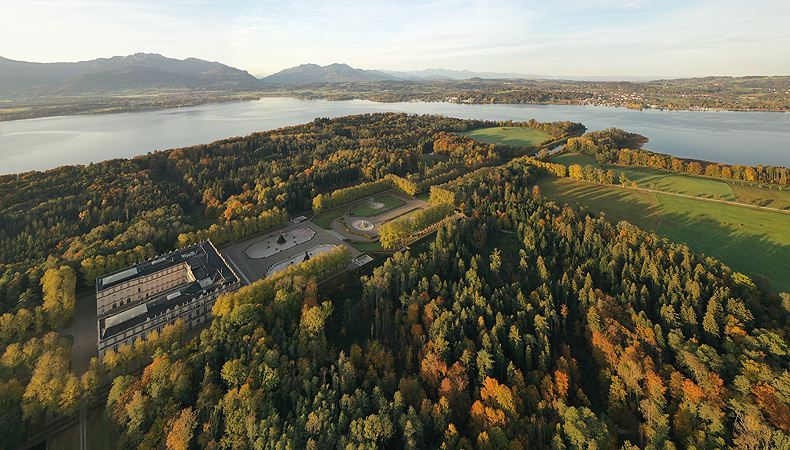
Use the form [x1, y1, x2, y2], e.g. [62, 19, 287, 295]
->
[0, 53, 260, 96]
[262, 63, 395, 83]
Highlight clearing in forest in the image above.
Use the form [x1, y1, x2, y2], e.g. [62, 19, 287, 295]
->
[458, 126, 551, 147]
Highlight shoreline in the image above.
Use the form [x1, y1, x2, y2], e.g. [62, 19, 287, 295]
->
[2, 93, 788, 123]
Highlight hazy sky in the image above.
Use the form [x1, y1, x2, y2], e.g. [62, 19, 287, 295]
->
[2, 0, 788, 78]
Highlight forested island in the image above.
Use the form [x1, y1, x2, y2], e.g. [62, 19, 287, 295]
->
[1, 113, 789, 449]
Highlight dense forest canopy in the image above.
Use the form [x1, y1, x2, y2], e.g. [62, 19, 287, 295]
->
[105, 154, 790, 449]
[1, 112, 789, 449]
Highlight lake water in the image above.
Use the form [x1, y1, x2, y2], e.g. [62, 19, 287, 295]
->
[1, 97, 788, 175]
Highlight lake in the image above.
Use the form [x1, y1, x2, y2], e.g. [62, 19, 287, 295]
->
[1, 97, 788, 175]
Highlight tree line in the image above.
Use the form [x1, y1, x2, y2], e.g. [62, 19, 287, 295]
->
[565, 128, 789, 186]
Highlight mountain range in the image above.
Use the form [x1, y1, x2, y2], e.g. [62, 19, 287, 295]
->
[259, 63, 531, 82]
[0, 54, 553, 98]
[0, 53, 259, 97]
[260, 63, 395, 83]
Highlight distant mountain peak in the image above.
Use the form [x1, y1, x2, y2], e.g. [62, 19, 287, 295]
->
[262, 63, 394, 83]
[0, 53, 260, 97]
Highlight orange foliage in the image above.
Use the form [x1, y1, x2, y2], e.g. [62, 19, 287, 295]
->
[480, 377, 516, 416]
[591, 331, 618, 365]
[751, 383, 790, 431]
[469, 400, 506, 430]
[554, 370, 569, 399]
[420, 352, 447, 391]
[681, 379, 705, 403]
[423, 303, 436, 331]
[706, 372, 726, 408]
[645, 371, 666, 400]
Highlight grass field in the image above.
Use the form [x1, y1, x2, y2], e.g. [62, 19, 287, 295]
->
[538, 175, 790, 293]
[47, 406, 118, 450]
[459, 127, 551, 147]
[730, 183, 790, 210]
[349, 195, 405, 216]
[551, 152, 739, 201]
[655, 193, 790, 293]
[538, 177, 661, 231]
[48, 423, 80, 450]
[87, 403, 118, 449]
[346, 240, 387, 252]
[550, 152, 603, 169]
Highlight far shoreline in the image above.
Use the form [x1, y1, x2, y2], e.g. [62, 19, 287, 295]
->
[1, 92, 788, 123]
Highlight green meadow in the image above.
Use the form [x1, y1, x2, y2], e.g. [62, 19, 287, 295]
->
[655, 193, 790, 292]
[551, 152, 739, 200]
[537, 177, 661, 231]
[538, 175, 790, 293]
[550, 152, 604, 169]
[459, 126, 552, 147]
[729, 183, 790, 210]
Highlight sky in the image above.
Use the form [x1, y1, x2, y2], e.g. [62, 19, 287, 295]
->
[2, 0, 789, 79]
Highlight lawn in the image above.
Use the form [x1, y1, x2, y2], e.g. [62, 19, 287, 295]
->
[551, 152, 738, 201]
[346, 240, 387, 252]
[349, 195, 405, 217]
[313, 209, 342, 229]
[537, 177, 661, 231]
[47, 422, 80, 450]
[730, 182, 790, 210]
[87, 404, 118, 450]
[458, 127, 552, 147]
[539, 175, 790, 293]
[550, 152, 603, 169]
[655, 193, 790, 293]
[419, 153, 451, 164]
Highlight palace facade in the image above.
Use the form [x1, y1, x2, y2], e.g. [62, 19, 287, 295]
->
[96, 241, 241, 358]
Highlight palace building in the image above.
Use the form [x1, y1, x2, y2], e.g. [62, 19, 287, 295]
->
[96, 241, 241, 358]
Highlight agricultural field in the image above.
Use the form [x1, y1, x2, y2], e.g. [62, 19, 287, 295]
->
[550, 152, 603, 169]
[538, 175, 790, 293]
[458, 126, 551, 147]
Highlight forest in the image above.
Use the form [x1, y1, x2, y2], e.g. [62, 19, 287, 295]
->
[1, 112, 789, 449]
[103, 154, 790, 449]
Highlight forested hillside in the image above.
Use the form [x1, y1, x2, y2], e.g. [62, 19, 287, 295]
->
[105, 155, 790, 449]
[1, 113, 788, 449]
[0, 113, 580, 448]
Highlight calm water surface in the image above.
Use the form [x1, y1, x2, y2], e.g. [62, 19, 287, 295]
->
[1, 97, 788, 175]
